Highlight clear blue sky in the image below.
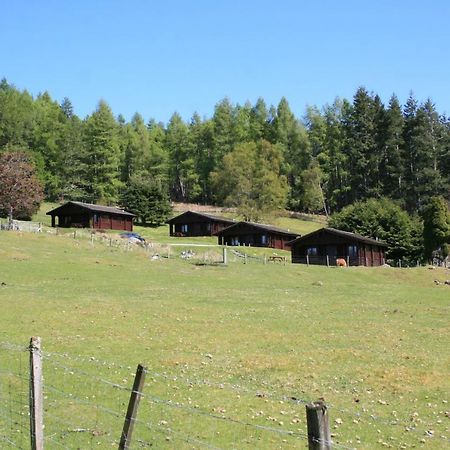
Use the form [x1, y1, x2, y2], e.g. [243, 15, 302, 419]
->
[1, 1, 449, 123]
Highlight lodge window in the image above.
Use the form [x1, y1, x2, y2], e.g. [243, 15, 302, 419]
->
[231, 236, 239, 246]
[348, 245, 357, 257]
[93, 214, 99, 224]
[307, 247, 318, 256]
[181, 224, 188, 233]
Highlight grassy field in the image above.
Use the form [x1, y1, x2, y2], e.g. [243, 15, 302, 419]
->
[0, 212, 449, 449]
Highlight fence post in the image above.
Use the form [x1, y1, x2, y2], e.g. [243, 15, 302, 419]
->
[346, 256, 349, 267]
[326, 255, 329, 267]
[119, 364, 147, 450]
[29, 337, 44, 450]
[306, 254, 309, 267]
[73, 230, 76, 239]
[223, 247, 227, 265]
[306, 400, 331, 449]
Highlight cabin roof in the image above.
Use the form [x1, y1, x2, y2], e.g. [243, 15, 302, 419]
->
[216, 221, 300, 238]
[166, 210, 236, 224]
[287, 227, 388, 247]
[46, 201, 135, 217]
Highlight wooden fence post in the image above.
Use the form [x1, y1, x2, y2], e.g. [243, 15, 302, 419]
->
[346, 256, 349, 267]
[305, 400, 331, 449]
[119, 364, 147, 450]
[306, 254, 309, 267]
[29, 337, 44, 450]
[223, 247, 227, 265]
[326, 255, 329, 267]
[73, 230, 76, 239]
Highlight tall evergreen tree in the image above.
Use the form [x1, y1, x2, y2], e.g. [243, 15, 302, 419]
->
[379, 94, 404, 200]
[83, 100, 121, 204]
[273, 97, 311, 208]
[343, 87, 378, 202]
[249, 97, 270, 142]
[165, 113, 200, 202]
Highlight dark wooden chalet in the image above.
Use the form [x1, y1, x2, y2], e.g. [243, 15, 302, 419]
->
[288, 227, 388, 266]
[166, 211, 236, 237]
[216, 221, 299, 250]
[47, 202, 135, 231]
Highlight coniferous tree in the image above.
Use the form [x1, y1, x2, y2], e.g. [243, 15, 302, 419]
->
[273, 97, 311, 207]
[403, 96, 445, 210]
[83, 101, 121, 204]
[212, 98, 236, 167]
[189, 113, 215, 203]
[249, 97, 270, 142]
[379, 95, 404, 200]
[165, 113, 200, 202]
[343, 87, 378, 202]
[120, 176, 171, 225]
[319, 99, 349, 212]
[57, 114, 88, 200]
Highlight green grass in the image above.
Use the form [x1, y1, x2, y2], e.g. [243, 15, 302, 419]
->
[0, 223, 449, 448]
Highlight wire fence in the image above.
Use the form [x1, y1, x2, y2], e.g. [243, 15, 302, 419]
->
[0, 222, 293, 267]
[1, 340, 449, 449]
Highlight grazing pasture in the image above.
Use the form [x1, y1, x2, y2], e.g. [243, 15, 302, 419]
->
[0, 228, 449, 449]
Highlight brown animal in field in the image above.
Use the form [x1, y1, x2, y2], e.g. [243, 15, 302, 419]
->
[336, 258, 347, 267]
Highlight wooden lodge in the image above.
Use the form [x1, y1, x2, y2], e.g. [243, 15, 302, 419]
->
[166, 211, 236, 237]
[216, 221, 299, 250]
[288, 227, 388, 266]
[47, 201, 135, 231]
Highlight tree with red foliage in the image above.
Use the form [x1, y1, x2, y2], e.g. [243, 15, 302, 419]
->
[0, 151, 44, 222]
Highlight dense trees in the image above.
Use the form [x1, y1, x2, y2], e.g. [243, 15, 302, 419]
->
[210, 140, 288, 221]
[1, 78, 450, 253]
[329, 198, 423, 263]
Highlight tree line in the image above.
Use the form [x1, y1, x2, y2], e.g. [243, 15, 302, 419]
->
[1, 78, 449, 215]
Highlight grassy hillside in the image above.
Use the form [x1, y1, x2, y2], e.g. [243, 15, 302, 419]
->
[0, 230, 449, 449]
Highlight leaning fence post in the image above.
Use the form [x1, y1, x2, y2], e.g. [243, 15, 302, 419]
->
[29, 337, 44, 450]
[306, 400, 331, 449]
[119, 364, 147, 450]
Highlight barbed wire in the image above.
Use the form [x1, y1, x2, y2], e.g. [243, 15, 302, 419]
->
[1, 339, 448, 449]
[0, 434, 21, 448]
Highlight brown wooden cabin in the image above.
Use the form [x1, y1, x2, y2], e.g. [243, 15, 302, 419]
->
[166, 211, 236, 237]
[47, 201, 135, 231]
[288, 227, 388, 266]
[216, 221, 299, 250]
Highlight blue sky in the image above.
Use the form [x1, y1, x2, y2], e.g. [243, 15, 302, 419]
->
[1, 1, 449, 123]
